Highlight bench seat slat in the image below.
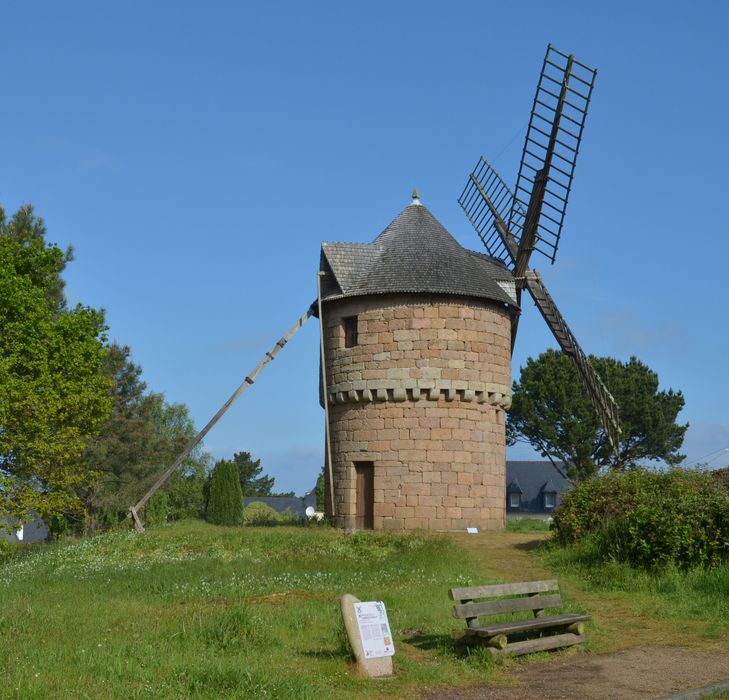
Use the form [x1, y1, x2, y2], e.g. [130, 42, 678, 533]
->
[469, 613, 591, 636]
[449, 579, 559, 601]
[453, 593, 563, 619]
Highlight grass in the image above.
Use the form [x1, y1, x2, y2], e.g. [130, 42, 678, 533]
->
[2, 521, 727, 699]
[540, 538, 729, 648]
[505, 518, 551, 533]
[0, 521, 510, 699]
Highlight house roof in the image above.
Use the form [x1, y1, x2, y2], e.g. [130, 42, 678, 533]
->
[319, 194, 517, 307]
[506, 460, 570, 501]
[506, 476, 523, 494]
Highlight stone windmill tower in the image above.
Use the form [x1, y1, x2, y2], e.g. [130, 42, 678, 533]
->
[317, 192, 517, 531]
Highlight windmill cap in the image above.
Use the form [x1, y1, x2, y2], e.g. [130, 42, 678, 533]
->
[318, 199, 517, 307]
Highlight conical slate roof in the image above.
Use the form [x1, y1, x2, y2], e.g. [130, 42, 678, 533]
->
[320, 194, 517, 306]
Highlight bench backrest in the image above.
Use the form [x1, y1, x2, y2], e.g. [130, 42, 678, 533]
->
[449, 580, 561, 627]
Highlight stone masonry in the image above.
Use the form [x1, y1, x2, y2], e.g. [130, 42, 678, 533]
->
[322, 293, 511, 531]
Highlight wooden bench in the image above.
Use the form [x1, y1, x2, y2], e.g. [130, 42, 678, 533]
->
[449, 579, 590, 657]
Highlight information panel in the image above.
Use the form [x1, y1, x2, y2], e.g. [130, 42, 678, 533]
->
[354, 601, 395, 658]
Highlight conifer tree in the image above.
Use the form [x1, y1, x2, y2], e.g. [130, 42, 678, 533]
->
[206, 459, 243, 525]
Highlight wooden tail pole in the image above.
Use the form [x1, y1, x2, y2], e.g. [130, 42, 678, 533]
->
[129, 305, 316, 531]
[317, 272, 336, 518]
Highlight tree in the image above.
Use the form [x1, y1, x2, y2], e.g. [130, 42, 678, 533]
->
[1, 204, 72, 314]
[206, 459, 243, 525]
[507, 349, 687, 481]
[227, 451, 275, 497]
[0, 205, 111, 525]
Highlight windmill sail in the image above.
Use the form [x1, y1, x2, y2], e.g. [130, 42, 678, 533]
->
[511, 45, 597, 270]
[459, 156, 524, 265]
[523, 273, 621, 456]
[458, 153, 621, 459]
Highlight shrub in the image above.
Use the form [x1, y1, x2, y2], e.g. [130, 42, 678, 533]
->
[714, 467, 729, 492]
[205, 460, 243, 526]
[0, 537, 14, 561]
[242, 502, 297, 526]
[145, 491, 170, 525]
[551, 467, 729, 569]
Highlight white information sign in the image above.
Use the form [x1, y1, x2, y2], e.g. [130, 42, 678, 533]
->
[354, 601, 395, 658]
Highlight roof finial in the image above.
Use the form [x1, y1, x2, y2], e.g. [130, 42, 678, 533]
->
[410, 188, 422, 206]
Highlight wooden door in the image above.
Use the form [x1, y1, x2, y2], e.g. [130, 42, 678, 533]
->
[355, 462, 374, 530]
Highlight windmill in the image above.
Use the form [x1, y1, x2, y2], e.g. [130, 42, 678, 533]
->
[127, 44, 619, 532]
[458, 44, 621, 459]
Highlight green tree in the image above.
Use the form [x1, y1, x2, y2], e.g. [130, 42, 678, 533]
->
[228, 451, 275, 497]
[1, 204, 72, 313]
[0, 205, 111, 525]
[507, 349, 687, 481]
[206, 459, 243, 525]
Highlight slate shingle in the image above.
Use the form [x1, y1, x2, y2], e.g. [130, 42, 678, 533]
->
[320, 200, 517, 307]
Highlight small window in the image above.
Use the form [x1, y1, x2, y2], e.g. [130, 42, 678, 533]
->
[544, 492, 556, 509]
[509, 493, 520, 509]
[343, 316, 358, 348]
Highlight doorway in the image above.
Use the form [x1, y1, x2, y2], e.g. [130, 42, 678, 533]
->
[355, 461, 374, 530]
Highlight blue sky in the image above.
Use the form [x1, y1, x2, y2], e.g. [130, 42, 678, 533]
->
[2, 2, 728, 493]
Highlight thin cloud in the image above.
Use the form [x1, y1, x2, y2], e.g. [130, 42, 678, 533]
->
[212, 333, 273, 354]
[595, 311, 687, 355]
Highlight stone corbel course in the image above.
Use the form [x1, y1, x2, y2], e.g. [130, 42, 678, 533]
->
[328, 380, 512, 410]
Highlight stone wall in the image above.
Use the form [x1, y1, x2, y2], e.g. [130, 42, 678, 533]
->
[321, 293, 511, 531]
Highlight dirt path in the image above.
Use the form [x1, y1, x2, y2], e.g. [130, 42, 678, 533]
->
[422, 532, 729, 699]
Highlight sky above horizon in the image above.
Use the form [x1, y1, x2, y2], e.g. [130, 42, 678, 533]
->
[2, 2, 728, 494]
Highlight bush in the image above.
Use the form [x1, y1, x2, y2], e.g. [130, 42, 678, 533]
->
[145, 491, 170, 525]
[206, 460, 244, 526]
[714, 467, 729, 492]
[0, 537, 14, 561]
[551, 467, 729, 569]
[242, 502, 297, 526]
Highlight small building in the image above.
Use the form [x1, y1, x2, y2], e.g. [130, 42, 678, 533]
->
[505, 460, 570, 518]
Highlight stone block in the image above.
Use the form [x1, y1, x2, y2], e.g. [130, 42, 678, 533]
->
[448, 484, 470, 497]
[340, 594, 393, 678]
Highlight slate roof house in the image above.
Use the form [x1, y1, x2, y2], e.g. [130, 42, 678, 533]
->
[505, 460, 570, 518]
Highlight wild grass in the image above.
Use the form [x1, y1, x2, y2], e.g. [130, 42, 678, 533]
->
[542, 537, 729, 640]
[0, 521, 503, 699]
[505, 518, 551, 533]
[4, 520, 726, 698]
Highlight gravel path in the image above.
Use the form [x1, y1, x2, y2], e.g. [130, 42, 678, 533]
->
[420, 645, 729, 699]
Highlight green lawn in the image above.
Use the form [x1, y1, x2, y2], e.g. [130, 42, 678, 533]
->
[3, 521, 727, 699]
[0, 521, 506, 699]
